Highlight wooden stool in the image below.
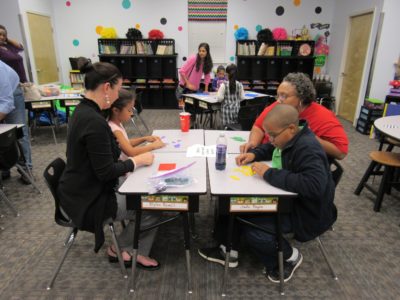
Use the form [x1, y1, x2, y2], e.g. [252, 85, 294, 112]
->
[354, 151, 400, 211]
[378, 136, 400, 151]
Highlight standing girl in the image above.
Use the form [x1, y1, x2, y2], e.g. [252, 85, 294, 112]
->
[177, 42, 213, 108]
[217, 64, 245, 128]
[108, 89, 166, 159]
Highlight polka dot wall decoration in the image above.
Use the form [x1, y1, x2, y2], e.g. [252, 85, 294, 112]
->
[135, 24, 141, 29]
[182, 57, 187, 61]
[255, 25, 262, 32]
[178, 26, 183, 31]
[315, 6, 322, 14]
[122, 0, 131, 9]
[66, 1, 71, 7]
[276, 6, 284, 16]
[230, 56, 235, 62]
[160, 18, 167, 25]
[72, 39, 79, 46]
[293, 0, 301, 6]
[96, 26, 103, 35]
[234, 25, 239, 30]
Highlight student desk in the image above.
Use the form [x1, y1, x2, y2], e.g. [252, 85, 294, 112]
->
[0, 124, 24, 139]
[182, 91, 268, 129]
[207, 156, 296, 296]
[152, 129, 204, 153]
[204, 130, 249, 154]
[374, 115, 400, 141]
[118, 153, 207, 294]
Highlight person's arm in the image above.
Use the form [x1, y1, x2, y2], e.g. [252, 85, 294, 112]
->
[240, 125, 265, 153]
[216, 83, 225, 101]
[0, 70, 16, 121]
[240, 84, 245, 100]
[179, 56, 196, 90]
[204, 72, 211, 92]
[315, 136, 346, 160]
[6, 38, 23, 50]
[114, 130, 165, 157]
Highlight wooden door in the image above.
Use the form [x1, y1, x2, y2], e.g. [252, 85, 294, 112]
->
[27, 12, 59, 84]
[338, 12, 373, 122]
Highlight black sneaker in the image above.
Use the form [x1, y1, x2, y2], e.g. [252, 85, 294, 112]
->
[267, 252, 303, 283]
[16, 167, 32, 185]
[198, 246, 238, 268]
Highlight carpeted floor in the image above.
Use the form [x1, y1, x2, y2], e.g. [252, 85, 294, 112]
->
[0, 109, 399, 299]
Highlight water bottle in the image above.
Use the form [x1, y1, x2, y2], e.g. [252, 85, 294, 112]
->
[215, 133, 227, 170]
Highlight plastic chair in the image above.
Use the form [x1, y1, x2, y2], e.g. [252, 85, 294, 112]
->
[43, 158, 128, 290]
[131, 93, 149, 136]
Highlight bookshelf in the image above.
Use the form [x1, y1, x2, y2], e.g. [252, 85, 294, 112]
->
[69, 70, 84, 89]
[235, 40, 315, 94]
[98, 38, 178, 109]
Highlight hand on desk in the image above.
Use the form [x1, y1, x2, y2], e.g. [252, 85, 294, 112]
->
[131, 152, 154, 167]
[236, 153, 256, 166]
[146, 135, 162, 142]
[150, 139, 166, 150]
[251, 162, 270, 177]
[240, 142, 257, 154]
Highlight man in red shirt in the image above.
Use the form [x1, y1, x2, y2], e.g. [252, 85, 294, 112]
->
[241, 72, 348, 160]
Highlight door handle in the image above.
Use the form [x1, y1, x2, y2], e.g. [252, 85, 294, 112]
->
[36, 69, 42, 73]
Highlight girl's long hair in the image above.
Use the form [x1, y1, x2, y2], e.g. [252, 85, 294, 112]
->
[196, 42, 213, 74]
[226, 64, 238, 94]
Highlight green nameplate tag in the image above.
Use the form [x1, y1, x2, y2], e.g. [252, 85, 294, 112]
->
[230, 197, 278, 212]
[185, 98, 194, 104]
[141, 195, 189, 211]
[198, 101, 208, 109]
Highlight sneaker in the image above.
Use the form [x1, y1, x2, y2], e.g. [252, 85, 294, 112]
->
[198, 246, 238, 268]
[267, 252, 303, 283]
[16, 166, 32, 185]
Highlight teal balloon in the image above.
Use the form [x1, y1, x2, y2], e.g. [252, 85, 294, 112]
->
[256, 25, 262, 32]
[72, 39, 79, 46]
[122, 0, 131, 9]
[230, 56, 235, 62]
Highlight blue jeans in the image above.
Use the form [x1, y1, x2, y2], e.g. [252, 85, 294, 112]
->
[242, 214, 293, 272]
[4, 85, 32, 168]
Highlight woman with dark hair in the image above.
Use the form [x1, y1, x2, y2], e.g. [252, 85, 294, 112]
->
[177, 42, 213, 107]
[240, 72, 349, 160]
[57, 58, 160, 269]
[216, 63, 245, 127]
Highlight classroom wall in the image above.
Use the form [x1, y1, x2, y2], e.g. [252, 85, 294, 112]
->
[51, 0, 188, 85]
[368, 0, 400, 101]
[328, 0, 384, 122]
[226, 0, 335, 67]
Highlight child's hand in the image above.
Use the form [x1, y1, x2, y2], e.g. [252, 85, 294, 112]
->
[251, 162, 269, 177]
[131, 152, 154, 167]
[151, 140, 166, 150]
[235, 153, 255, 166]
[146, 135, 161, 142]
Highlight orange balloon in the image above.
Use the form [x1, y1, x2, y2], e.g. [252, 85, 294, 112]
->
[293, 0, 301, 6]
[234, 24, 239, 30]
[95, 26, 103, 35]
[135, 23, 141, 29]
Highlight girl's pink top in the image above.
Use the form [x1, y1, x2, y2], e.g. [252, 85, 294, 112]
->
[179, 55, 211, 90]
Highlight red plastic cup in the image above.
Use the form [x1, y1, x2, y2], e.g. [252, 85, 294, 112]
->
[180, 112, 191, 132]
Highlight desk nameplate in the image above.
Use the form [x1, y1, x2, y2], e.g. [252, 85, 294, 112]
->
[65, 99, 80, 106]
[31, 101, 52, 109]
[185, 98, 194, 105]
[141, 195, 189, 211]
[198, 101, 208, 109]
[229, 196, 278, 212]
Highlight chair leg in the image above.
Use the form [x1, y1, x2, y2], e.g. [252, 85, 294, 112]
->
[63, 227, 75, 246]
[109, 223, 128, 278]
[47, 228, 77, 290]
[316, 237, 338, 280]
[354, 161, 377, 195]
[0, 188, 19, 217]
[374, 166, 391, 212]
[15, 164, 41, 194]
[131, 118, 143, 136]
[137, 114, 150, 133]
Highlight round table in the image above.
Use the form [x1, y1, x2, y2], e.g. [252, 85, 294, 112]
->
[374, 115, 400, 141]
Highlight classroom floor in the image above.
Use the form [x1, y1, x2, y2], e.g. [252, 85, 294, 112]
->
[1, 109, 399, 299]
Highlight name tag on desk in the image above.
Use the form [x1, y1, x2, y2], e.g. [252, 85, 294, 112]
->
[65, 100, 80, 106]
[185, 98, 194, 105]
[230, 197, 278, 212]
[198, 101, 208, 109]
[141, 195, 189, 211]
[31, 101, 52, 109]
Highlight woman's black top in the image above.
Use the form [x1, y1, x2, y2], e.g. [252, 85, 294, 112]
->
[58, 97, 134, 252]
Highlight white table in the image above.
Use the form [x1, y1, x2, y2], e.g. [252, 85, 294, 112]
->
[207, 156, 296, 296]
[374, 115, 400, 141]
[0, 124, 25, 138]
[151, 129, 204, 153]
[204, 130, 249, 154]
[119, 153, 207, 294]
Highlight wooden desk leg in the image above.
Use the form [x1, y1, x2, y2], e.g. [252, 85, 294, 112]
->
[181, 212, 193, 294]
[129, 210, 141, 294]
[276, 213, 285, 295]
[221, 214, 234, 297]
